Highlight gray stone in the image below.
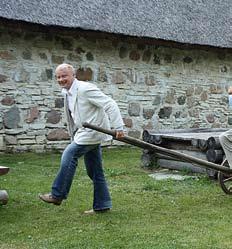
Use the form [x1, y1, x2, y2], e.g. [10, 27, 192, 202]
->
[75, 47, 85, 54]
[206, 113, 215, 123]
[19, 139, 36, 145]
[0, 74, 7, 83]
[67, 53, 81, 61]
[22, 50, 32, 60]
[188, 109, 199, 118]
[165, 90, 176, 104]
[183, 56, 193, 63]
[153, 95, 161, 105]
[51, 55, 64, 64]
[123, 118, 133, 128]
[97, 67, 108, 82]
[129, 50, 140, 61]
[36, 135, 46, 144]
[3, 106, 20, 129]
[46, 69, 53, 80]
[39, 52, 47, 60]
[177, 96, 186, 105]
[200, 91, 208, 101]
[158, 107, 172, 119]
[145, 75, 156, 86]
[119, 46, 128, 58]
[210, 84, 223, 94]
[55, 98, 64, 108]
[220, 66, 227, 73]
[195, 86, 203, 95]
[5, 135, 17, 145]
[47, 129, 69, 141]
[46, 109, 61, 124]
[153, 54, 160, 64]
[228, 117, 232, 125]
[112, 71, 124, 84]
[76, 67, 93, 81]
[143, 108, 155, 119]
[164, 54, 172, 63]
[1, 96, 15, 106]
[142, 50, 151, 62]
[60, 38, 73, 50]
[128, 102, 140, 116]
[13, 68, 30, 82]
[86, 52, 94, 61]
[26, 107, 39, 123]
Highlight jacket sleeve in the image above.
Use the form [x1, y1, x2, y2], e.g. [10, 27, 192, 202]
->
[83, 83, 124, 129]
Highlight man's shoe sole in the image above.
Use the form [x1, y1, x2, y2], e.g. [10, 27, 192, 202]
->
[39, 194, 62, 206]
[84, 208, 111, 215]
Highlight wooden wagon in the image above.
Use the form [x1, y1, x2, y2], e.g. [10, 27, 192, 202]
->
[83, 123, 232, 195]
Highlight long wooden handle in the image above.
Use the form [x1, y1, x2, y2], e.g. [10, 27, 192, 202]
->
[82, 122, 232, 174]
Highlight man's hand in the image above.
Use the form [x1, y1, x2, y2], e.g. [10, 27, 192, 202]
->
[228, 86, 232, 94]
[115, 130, 125, 139]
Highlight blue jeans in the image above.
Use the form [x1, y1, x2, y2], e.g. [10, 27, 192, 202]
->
[52, 142, 112, 210]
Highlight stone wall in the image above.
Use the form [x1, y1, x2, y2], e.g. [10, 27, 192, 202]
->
[1, 21, 232, 152]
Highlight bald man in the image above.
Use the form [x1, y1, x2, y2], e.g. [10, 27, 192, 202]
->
[39, 63, 124, 214]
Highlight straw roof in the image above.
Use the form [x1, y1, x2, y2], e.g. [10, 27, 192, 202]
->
[0, 0, 232, 48]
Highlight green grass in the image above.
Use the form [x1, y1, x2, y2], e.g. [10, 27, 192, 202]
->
[1, 147, 232, 249]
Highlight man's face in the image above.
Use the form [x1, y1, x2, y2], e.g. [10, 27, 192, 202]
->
[55, 67, 74, 90]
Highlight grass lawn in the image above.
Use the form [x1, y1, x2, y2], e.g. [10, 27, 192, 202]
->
[1, 147, 232, 249]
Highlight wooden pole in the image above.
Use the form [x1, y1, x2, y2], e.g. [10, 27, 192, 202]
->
[82, 122, 232, 174]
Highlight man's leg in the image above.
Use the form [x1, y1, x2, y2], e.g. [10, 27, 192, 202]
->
[40, 142, 97, 204]
[219, 130, 232, 168]
[84, 145, 112, 211]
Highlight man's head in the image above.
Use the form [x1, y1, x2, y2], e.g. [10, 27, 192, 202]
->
[55, 63, 75, 90]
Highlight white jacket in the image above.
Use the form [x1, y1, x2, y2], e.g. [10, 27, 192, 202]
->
[64, 79, 124, 144]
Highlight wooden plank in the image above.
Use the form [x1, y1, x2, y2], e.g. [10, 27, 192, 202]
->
[145, 128, 228, 135]
[0, 166, 10, 176]
[151, 132, 223, 141]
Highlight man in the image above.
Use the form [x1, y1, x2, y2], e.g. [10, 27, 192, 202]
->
[219, 86, 232, 168]
[39, 63, 125, 214]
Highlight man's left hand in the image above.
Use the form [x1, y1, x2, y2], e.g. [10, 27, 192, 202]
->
[115, 130, 125, 139]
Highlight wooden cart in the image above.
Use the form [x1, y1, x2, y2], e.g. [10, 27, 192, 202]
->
[83, 122, 232, 195]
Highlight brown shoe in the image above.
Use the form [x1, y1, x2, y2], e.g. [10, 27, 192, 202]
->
[84, 208, 111, 215]
[39, 193, 62, 206]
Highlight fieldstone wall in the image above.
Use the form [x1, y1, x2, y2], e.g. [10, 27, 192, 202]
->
[0, 21, 232, 152]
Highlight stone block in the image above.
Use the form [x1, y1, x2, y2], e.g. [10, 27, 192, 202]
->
[112, 71, 124, 84]
[46, 109, 61, 124]
[5, 135, 17, 145]
[143, 108, 155, 119]
[3, 106, 20, 129]
[0, 74, 7, 83]
[76, 67, 93, 81]
[0, 135, 5, 150]
[1, 96, 15, 106]
[47, 129, 69, 141]
[158, 107, 172, 119]
[19, 139, 36, 145]
[128, 102, 140, 116]
[26, 107, 39, 123]
[129, 50, 140, 61]
[123, 118, 133, 128]
[119, 46, 128, 59]
[36, 135, 46, 144]
[31, 144, 45, 153]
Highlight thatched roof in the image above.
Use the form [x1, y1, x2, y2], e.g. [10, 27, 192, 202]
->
[0, 0, 232, 48]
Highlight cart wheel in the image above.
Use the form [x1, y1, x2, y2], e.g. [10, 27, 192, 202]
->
[218, 159, 232, 195]
[0, 190, 9, 205]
